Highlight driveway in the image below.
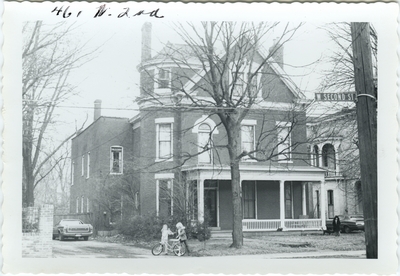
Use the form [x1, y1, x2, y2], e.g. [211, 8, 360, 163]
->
[52, 238, 155, 258]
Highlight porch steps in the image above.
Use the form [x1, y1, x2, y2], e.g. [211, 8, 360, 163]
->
[210, 230, 232, 239]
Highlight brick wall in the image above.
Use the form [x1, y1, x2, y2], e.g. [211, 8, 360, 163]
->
[22, 204, 54, 258]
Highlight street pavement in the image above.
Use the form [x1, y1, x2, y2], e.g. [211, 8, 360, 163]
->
[52, 238, 365, 259]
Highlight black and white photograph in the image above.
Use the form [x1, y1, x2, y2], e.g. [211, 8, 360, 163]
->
[2, 2, 398, 274]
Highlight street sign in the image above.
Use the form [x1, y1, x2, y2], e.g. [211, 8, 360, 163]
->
[315, 92, 356, 101]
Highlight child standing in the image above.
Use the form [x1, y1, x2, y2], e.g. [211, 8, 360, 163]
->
[176, 222, 190, 254]
[161, 224, 174, 254]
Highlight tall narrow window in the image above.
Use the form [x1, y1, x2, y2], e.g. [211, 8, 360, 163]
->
[86, 198, 90, 213]
[81, 156, 85, 177]
[158, 179, 173, 217]
[277, 123, 292, 162]
[242, 181, 256, 219]
[81, 196, 84, 213]
[313, 145, 320, 167]
[198, 123, 212, 163]
[86, 152, 90, 179]
[158, 124, 172, 160]
[71, 161, 75, 185]
[327, 190, 334, 219]
[233, 72, 244, 96]
[158, 68, 170, 89]
[322, 144, 336, 172]
[285, 182, 293, 219]
[247, 73, 258, 97]
[111, 146, 123, 174]
[241, 125, 255, 158]
[76, 197, 79, 213]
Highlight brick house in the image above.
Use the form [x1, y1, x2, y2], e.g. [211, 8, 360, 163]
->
[71, 23, 332, 232]
[70, 100, 138, 229]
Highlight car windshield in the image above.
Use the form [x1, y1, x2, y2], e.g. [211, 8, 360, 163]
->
[349, 215, 364, 219]
[60, 220, 83, 226]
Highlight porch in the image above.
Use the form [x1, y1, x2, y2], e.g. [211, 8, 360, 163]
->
[183, 164, 327, 232]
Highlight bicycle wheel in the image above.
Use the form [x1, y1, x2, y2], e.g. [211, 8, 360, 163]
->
[173, 243, 186, 256]
[151, 243, 164, 256]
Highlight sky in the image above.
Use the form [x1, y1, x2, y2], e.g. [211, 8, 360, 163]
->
[45, 20, 342, 140]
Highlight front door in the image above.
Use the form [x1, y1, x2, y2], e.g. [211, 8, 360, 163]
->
[204, 189, 217, 227]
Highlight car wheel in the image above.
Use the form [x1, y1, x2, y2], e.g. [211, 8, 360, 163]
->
[59, 234, 65, 241]
[52, 234, 57, 240]
[83, 236, 89, 241]
[343, 226, 351, 233]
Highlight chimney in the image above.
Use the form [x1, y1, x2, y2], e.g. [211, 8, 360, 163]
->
[94, 99, 102, 121]
[269, 38, 284, 69]
[141, 22, 152, 62]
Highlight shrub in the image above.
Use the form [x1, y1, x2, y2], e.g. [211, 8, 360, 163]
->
[196, 222, 211, 242]
[116, 213, 202, 241]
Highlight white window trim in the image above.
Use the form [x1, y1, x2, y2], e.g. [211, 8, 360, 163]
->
[71, 161, 75, 186]
[86, 152, 90, 179]
[192, 115, 219, 134]
[155, 118, 174, 162]
[81, 156, 84, 177]
[241, 122, 257, 162]
[110, 146, 123, 175]
[276, 121, 293, 163]
[156, 179, 174, 216]
[197, 123, 213, 164]
[76, 197, 79, 213]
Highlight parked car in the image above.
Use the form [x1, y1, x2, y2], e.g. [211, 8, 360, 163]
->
[53, 219, 93, 241]
[326, 214, 364, 233]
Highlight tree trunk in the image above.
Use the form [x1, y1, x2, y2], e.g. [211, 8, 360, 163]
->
[227, 123, 243, 248]
[351, 22, 377, 259]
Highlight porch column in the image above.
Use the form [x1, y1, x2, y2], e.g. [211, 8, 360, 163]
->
[197, 178, 205, 223]
[320, 180, 326, 228]
[279, 180, 285, 229]
[302, 183, 307, 216]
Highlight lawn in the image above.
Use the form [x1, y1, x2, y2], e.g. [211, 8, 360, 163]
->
[95, 231, 366, 257]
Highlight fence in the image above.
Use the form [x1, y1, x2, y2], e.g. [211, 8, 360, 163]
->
[22, 204, 54, 258]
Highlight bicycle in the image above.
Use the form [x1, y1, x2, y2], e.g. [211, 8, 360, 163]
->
[151, 237, 186, 256]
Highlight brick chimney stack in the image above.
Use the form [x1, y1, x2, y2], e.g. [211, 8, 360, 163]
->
[269, 38, 284, 69]
[141, 22, 152, 62]
[94, 99, 102, 121]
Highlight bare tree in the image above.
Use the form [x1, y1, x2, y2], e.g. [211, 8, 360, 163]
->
[138, 22, 305, 248]
[22, 21, 95, 207]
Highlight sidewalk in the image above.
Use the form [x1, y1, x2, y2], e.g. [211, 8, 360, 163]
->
[205, 250, 366, 259]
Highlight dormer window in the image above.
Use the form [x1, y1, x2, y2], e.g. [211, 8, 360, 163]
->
[158, 69, 170, 89]
[232, 72, 258, 98]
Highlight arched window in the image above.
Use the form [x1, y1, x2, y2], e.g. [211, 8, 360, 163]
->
[198, 123, 212, 163]
[322, 144, 336, 171]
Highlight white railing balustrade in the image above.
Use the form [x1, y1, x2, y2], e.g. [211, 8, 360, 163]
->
[242, 219, 322, 231]
[242, 219, 281, 231]
[284, 219, 322, 230]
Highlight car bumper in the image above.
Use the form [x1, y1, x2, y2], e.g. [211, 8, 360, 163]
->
[61, 232, 93, 237]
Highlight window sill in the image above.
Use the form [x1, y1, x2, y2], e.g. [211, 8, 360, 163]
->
[110, 172, 123, 175]
[278, 160, 293, 164]
[155, 158, 173, 163]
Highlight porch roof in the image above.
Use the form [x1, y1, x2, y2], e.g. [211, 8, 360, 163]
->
[182, 163, 326, 182]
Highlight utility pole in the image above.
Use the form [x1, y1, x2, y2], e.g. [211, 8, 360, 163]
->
[350, 22, 377, 258]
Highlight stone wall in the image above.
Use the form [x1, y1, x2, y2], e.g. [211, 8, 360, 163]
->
[22, 204, 54, 258]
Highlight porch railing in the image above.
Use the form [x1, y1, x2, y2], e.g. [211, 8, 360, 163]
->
[242, 219, 281, 231]
[242, 219, 322, 231]
[284, 219, 322, 230]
